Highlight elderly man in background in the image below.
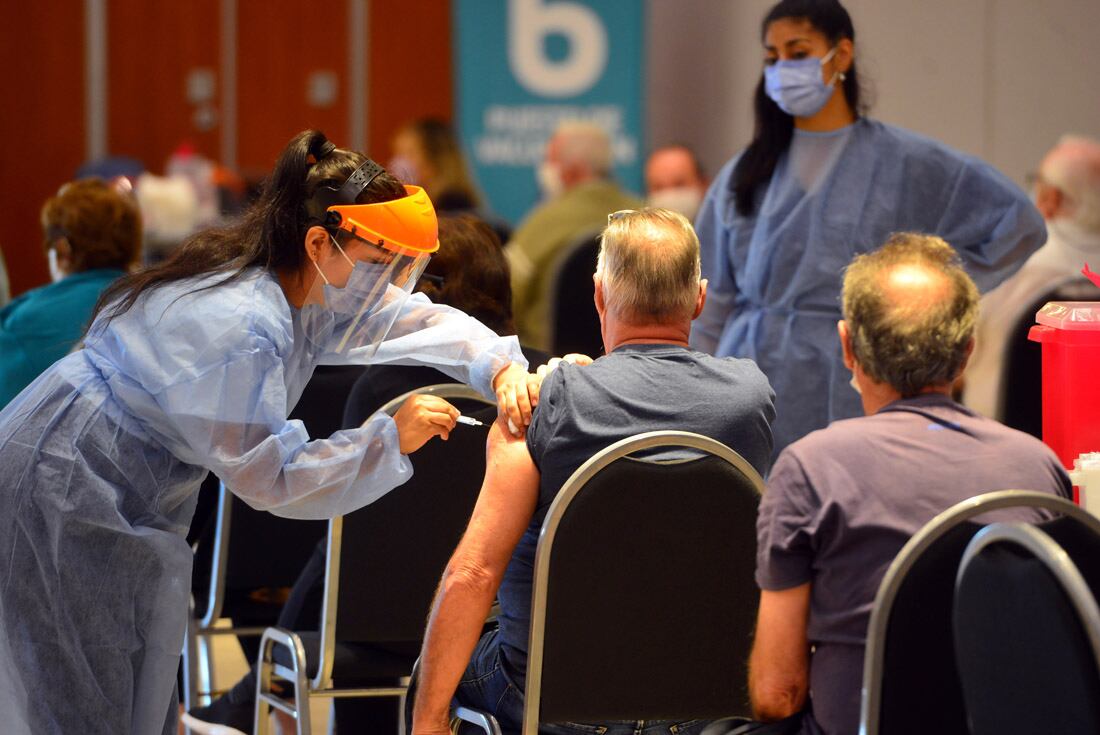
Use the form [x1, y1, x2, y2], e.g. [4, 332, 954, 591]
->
[750, 233, 1071, 735]
[644, 144, 709, 221]
[507, 121, 642, 351]
[965, 134, 1100, 420]
[413, 209, 775, 735]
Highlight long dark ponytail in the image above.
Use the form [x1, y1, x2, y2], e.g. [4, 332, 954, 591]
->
[731, 0, 865, 216]
[91, 129, 406, 326]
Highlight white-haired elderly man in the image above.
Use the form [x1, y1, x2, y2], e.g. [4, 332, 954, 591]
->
[966, 134, 1100, 420]
[413, 209, 776, 735]
[749, 233, 1072, 735]
[507, 120, 642, 351]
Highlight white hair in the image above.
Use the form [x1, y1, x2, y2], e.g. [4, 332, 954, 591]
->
[1041, 134, 1100, 232]
[135, 174, 200, 244]
[554, 121, 613, 178]
[596, 208, 701, 323]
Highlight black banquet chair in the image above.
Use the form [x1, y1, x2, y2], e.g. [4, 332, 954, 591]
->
[450, 430, 765, 734]
[952, 521, 1100, 735]
[182, 365, 362, 710]
[858, 489, 1100, 735]
[547, 229, 604, 359]
[255, 384, 496, 735]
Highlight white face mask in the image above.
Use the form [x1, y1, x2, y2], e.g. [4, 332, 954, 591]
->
[537, 162, 565, 199]
[849, 371, 862, 395]
[647, 187, 705, 221]
[1047, 217, 1100, 251]
[47, 248, 65, 283]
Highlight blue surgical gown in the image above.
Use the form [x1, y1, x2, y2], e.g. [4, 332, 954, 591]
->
[691, 119, 1045, 454]
[0, 267, 524, 734]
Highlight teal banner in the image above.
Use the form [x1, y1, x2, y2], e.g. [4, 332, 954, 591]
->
[453, 0, 645, 226]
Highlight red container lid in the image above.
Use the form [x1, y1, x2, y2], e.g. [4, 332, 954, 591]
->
[1035, 302, 1100, 331]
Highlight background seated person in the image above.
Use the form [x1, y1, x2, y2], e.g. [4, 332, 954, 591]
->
[412, 208, 776, 735]
[0, 178, 139, 408]
[389, 119, 513, 243]
[750, 233, 1073, 735]
[506, 120, 642, 351]
[645, 143, 709, 221]
[964, 134, 1100, 425]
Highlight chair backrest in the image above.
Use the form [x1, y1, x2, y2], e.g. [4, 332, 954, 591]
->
[953, 522, 1100, 735]
[859, 490, 1100, 735]
[524, 431, 764, 731]
[548, 230, 603, 358]
[315, 384, 496, 687]
[197, 366, 360, 624]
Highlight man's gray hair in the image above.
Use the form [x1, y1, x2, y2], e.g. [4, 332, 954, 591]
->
[596, 208, 701, 324]
[555, 121, 613, 178]
[842, 232, 979, 396]
[1041, 133, 1100, 232]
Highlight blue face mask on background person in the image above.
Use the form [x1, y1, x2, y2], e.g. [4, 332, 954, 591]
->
[764, 46, 842, 118]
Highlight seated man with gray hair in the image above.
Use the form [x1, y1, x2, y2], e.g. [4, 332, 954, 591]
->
[413, 209, 775, 735]
[749, 233, 1072, 735]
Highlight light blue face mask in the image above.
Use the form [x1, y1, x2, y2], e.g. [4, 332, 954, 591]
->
[299, 236, 427, 356]
[763, 46, 842, 118]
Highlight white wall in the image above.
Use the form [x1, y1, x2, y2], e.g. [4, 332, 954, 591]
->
[646, 0, 1100, 186]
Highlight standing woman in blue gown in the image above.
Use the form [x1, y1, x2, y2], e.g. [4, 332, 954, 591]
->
[690, 0, 1046, 454]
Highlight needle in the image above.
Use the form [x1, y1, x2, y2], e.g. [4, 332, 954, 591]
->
[455, 415, 484, 426]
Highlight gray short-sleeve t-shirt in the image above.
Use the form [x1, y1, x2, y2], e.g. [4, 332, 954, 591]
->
[495, 343, 776, 689]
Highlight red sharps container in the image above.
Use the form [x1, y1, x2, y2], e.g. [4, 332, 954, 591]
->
[1028, 302, 1100, 472]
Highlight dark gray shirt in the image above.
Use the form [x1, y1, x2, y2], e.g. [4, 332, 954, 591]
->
[496, 343, 776, 689]
[756, 393, 1072, 735]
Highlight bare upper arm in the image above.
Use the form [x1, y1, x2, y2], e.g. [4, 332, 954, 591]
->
[449, 416, 541, 579]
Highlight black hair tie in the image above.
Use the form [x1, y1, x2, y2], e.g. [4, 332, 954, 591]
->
[311, 138, 337, 162]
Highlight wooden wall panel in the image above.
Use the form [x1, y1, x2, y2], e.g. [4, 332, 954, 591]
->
[107, 0, 222, 170]
[0, 0, 457, 299]
[0, 3, 86, 296]
[367, 0, 452, 161]
[236, 0, 351, 174]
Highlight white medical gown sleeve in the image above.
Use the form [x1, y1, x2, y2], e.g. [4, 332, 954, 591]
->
[156, 330, 413, 520]
[341, 292, 527, 399]
[690, 158, 740, 355]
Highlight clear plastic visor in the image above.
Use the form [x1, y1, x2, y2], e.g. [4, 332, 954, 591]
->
[305, 235, 431, 358]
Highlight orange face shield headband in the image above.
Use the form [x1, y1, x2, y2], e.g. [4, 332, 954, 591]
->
[327, 185, 439, 256]
[306, 157, 440, 255]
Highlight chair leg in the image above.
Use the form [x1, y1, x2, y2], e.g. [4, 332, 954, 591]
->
[403, 658, 420, 735]
[182, 615, 200, 711]
[255, 634, 275, 735]
[255, 628, 313, 735]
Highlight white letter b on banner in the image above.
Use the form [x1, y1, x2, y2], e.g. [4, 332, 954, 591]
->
[508, 0, 608, 98]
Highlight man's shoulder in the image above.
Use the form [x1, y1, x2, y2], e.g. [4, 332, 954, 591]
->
[550, 347, 773, 404]
[781, 413, 884, 463]
[785, 402, 1063, 473]
[968, 410, 1065, 459]
[691, 349, 771, 378]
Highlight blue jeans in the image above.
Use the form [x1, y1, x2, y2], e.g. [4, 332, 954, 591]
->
[454, 629, 710, 735]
